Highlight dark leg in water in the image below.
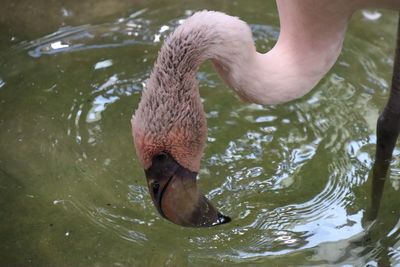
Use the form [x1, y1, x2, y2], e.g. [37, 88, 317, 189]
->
[336, 15, 400, 265]
[366, 13, 400, 222]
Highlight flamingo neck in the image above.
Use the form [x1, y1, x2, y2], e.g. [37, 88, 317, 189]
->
[147, 7, 354, 106]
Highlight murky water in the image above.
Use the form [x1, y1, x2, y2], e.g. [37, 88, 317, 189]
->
[1, 1, 400, 266]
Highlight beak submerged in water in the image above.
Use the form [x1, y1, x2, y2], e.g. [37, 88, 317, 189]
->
[145, 152, 231, 227]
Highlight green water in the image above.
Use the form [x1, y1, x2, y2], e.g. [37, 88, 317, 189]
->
[1, 1, 400, 266]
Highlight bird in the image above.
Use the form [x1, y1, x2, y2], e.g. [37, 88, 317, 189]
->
[131, 0, 400, 227]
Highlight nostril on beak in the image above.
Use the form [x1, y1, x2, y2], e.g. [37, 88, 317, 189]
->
[152, 181, 160, 195]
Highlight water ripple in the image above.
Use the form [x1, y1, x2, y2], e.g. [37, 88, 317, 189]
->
[5, 7, 398, 266]
[17, 8, 195, 58]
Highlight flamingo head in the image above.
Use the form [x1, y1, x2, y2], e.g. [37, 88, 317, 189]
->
[131, 77, 230, 227]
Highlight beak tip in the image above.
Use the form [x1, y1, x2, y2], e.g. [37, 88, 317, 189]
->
[214, 212, 231, 226]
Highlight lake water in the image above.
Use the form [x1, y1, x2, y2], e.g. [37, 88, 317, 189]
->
[0, 1, 399, 266]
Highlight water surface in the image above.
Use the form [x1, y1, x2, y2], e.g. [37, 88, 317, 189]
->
[1, 1, 400, 266]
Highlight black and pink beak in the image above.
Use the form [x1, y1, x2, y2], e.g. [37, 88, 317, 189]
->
[144, 152, 230, 227]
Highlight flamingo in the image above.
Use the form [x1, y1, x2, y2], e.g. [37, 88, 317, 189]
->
[132, 0, 400, 227]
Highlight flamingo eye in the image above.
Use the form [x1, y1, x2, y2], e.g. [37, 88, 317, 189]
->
[154, 152, 168, 162]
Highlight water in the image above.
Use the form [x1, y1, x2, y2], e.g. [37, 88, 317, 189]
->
[1, 1, 400, 266]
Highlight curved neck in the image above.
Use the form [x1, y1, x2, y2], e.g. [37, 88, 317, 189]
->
[147, 1, 400, 107]
[147, 7, 353, 106]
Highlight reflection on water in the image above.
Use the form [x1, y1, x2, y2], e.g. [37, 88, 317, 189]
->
[0, 1, 400, 266]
